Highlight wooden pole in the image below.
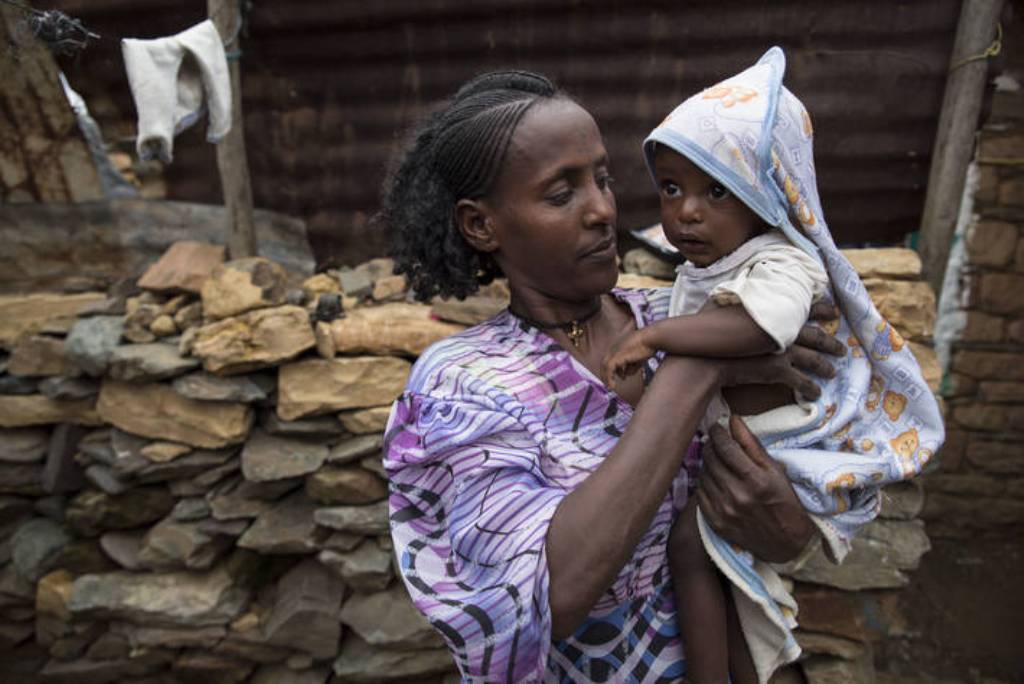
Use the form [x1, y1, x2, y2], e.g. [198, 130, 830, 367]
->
[208, 0, 258, 259]
[919, 0, 1004, 294]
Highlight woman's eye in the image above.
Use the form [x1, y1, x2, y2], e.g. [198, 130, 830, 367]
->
[546, 188, 573, 206]
[597, 174, 615, 191]
[708, 183, 731, 200]
[660, 181, 681, 198]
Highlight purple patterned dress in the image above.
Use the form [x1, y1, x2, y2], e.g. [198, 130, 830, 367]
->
[385, 288, 702, 682]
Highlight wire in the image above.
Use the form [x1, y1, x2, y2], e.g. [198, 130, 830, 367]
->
[949, 23, 1003, 73]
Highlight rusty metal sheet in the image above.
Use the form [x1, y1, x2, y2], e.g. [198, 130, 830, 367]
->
[49, 0, 961, 265]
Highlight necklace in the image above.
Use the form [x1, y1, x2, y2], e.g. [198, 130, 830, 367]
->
[510, 299, 603, 348]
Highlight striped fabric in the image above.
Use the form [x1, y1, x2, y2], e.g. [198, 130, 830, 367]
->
[385, 287, 702, 682]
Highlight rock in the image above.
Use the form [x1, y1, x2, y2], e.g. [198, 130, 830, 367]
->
[201, 258, 289, 321]
[99, 531, 145, 570]
[171, 498, 211, 522]
[318, 542, 393, 591]
[316, 303, 463, 358]
[84, 464, 131, 495]
[779, 520, 930, 590]
[430, 280, 510, 326]
[622, 247, 678, 279]
[277, 357, 411, 421]
[11, 518, 70, 581]
[38, 376, 101, 400]
[795, 630, 868, 660]
[360, 454, 387, 478]
[264, 558, 344, 659]
[864, 279, 936, 341]
[908, 341, 941, 393]
[237, 492, 328, 554]
[172, 371, 273, 403]
[306, 467, 387, 505]
[332, 635, 454, 682]
[250, 664, 331, 684]
[879, 481, 925, 520]
[150, 314, 178, 337]
[78, 296, 127, 317]
[65, 487, 175, 537]
[63, 316, 125, 377]
[0, 395, 100, 428]
[37, 651, 173, 683]
[0, 463, 44, 495]
[0, 292, 106, 350]
[232, 477, 301, 502]
[6, 334, 80, 377]
[371, 274, 407, 301]
[208, 483, 272, 521]
[107, 343, 200, 382]
[336, 268, 372, 298]
[261, 409, 347, 437]
[113, 622, 226, 649]
[199, 518, 251, 538]
[801, 651, 876, 684]
[173, 652, 254, 683]
[301, 273, 341, 302]
[337, 406, 391, 434]
[616, 272, 673, 289]
[97, 380, 253, 449]
[340, 583, 442, 648]
[841, 247, 922, 280]
[137, 518, 231, 570]
[241, 430, 329, 482]
[327, 434, 383, 465]
[191, 458, 241, 489]
[174, 300, 204, 330]
[313, 502, 389, 535]
[42, 423, 88, 494]
[84, 631, 131, 660]
[35, 569, 74, 646]
[0, 373, 39, 394]
[129, 447, 237, 485]
[69, 565, 250, 627]
[137, 241, 226, 294]
[312, 293, 343, 323]
[140, 441, 192, 463]
[0, 428, 49, 463]
[193, 305, 316, 375]
[321, 531, 363, 553]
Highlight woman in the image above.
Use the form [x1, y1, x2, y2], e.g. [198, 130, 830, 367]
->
[380, 70, 843, 682]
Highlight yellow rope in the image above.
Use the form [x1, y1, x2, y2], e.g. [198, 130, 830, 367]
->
[950, 23, 1003, 72]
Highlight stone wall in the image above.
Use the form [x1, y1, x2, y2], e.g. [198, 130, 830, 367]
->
[925, 59, 1024, 544]
[0, 242, 940, 683]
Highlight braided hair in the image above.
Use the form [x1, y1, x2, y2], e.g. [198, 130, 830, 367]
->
[379, 70, 566, 301]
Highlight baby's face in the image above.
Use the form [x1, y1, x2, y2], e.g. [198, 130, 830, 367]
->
[654, 147, 765, 267]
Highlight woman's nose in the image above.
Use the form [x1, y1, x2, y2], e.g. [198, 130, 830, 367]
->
[583, 181, 616, 227]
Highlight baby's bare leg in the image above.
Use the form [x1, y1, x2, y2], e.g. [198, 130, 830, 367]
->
[669, 504, 729, 684]
[725, 584, 758, 684]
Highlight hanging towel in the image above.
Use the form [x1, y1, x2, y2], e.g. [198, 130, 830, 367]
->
[121, 19, 231, 163]
[644, 46, 945, 683]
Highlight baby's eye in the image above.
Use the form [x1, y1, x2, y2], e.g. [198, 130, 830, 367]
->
[660, 181, 681, 198]
[708, 183, 731, 200]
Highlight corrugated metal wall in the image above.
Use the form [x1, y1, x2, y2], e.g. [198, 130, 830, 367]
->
[49, 0, 962, 266]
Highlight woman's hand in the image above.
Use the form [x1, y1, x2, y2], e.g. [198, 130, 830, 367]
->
[696, 415, 815, 563]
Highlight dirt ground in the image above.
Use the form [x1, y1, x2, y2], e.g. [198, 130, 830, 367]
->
[875, 537, 1024, 683]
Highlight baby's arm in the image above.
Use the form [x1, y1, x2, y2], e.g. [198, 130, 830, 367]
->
[601, 306, 776, 389]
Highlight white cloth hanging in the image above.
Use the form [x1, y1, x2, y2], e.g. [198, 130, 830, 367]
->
[121, 19, 231, 163]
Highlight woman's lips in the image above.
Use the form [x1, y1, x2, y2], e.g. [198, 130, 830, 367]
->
[581, 235, 617, 259]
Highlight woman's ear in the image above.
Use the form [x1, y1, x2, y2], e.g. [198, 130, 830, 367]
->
[455, 199, 499, 253]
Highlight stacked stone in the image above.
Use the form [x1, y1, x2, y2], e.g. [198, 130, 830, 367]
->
[928, 94, 1024, 542]
[622, 246, 942, 684]
[0, 239, 939, 683]
[0, 242, 466, 683]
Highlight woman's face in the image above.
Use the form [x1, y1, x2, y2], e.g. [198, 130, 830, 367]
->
[480, 98, 618, 305]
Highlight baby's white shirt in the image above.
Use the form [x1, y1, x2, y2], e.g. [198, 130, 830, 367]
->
[668, 230, 829, 351]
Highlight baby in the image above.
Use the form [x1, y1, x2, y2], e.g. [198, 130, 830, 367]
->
[603, 47, 944, 684]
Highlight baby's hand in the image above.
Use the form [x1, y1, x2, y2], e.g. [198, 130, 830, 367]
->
[601, 329, 656, 391]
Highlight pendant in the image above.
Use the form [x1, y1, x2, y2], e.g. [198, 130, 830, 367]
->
[567, 320, 584, 347]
